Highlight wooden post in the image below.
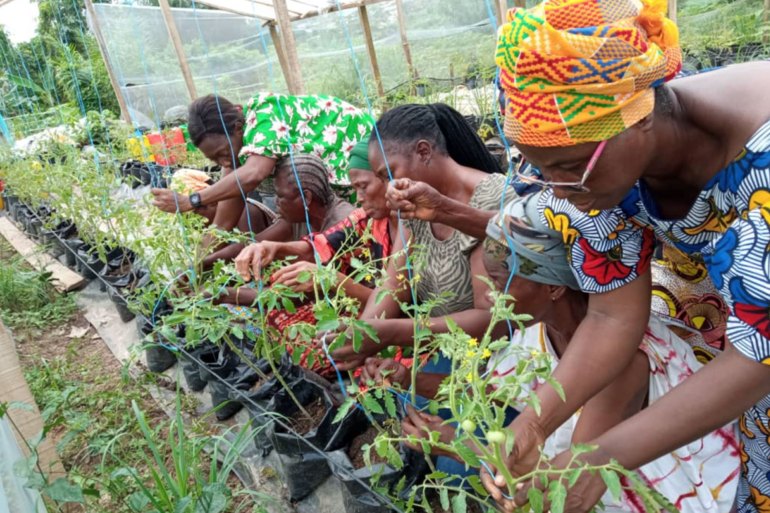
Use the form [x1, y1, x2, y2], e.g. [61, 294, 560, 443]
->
[84, 0, 131, 124]
[158, 0, 198, 101]
[499, 0, 511, 19]
[273, 0, 305, 94]
[394, 0, 417, 82]
[357, 5, 385, 98]
[269, 24, 295, 93]
[667, 0, 677, 23]
[493, 0, 504, 27]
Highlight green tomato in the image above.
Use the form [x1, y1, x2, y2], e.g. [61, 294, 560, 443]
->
[461, 420, 476, 433]
[486, 430, 506, 445]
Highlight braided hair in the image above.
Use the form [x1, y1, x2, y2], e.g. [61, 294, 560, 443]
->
[374, 103, 501, 174]
[187, 94, 244, 147]
[274, 154, 335, 206]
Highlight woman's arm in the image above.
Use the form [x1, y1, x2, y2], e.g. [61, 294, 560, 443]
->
[481, 272, 653, 504]
[372, 247, 493, 346]
[570, 349, 649, 444]
[333, 246, 493, 368]
[204, 221, 294, 270]
[596, 343, 770, 468]
[513, 270, 651, 439]
[386, 179, 499, 240]
[152, 155, 276, 213]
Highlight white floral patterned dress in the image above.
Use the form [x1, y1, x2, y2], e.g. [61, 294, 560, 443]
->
[239, 93, 374, 187]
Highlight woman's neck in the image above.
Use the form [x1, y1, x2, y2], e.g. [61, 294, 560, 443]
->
[643, 89, 731, 193]
[308, 203, 329, 232]
[541, 291, 588, 358]
[429, 157, 480, 202]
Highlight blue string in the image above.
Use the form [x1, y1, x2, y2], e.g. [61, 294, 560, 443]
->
[52, 0, 98, 157]
[188, 0, 257, 239]
[329, 0, 420, 308]
[68, 0, 115, 162]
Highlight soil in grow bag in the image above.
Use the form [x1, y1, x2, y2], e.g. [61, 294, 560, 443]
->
[329, 418, 430, 513]
[348, 425, 388, 469]
[242, 355, 304, 455]
[268, 381, 336, 502]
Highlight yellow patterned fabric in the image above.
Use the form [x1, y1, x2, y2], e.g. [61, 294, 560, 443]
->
[496, 0, 681, 146]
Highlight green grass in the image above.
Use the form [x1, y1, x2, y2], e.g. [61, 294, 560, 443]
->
[21, 332, 266, 513]
[0, 238, 77, 330]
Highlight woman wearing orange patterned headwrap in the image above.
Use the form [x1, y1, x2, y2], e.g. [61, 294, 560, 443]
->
[482, 0, 770, 511]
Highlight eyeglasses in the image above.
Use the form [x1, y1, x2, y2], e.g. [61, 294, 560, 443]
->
[514, 140, 608, 193]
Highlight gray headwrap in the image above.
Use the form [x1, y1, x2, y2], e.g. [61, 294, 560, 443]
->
[484, 191, 579, 290]
[275, 154, 334, 206]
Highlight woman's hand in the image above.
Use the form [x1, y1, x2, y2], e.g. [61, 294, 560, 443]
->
[152, 188, 193, 213]
[361, 357, 411, 389]
[234, 242, 279, 281]
[480, 415, 547, 511]
[386, 179, 446, 221]
[330, 319, 384, 371]
[271, 261, 318, 293]
[401, 405, 456, 458]
[509, 447, 611, 513]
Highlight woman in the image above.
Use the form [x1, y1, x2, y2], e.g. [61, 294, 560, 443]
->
[222, 142, 396, 375]
[230, 140, 394, 306]
[364, 192, 740, 512]
[484, 0, 770, 511]
[151, 93, 373, 232]
[330, 103, 516, 370]
[217, 153, 354, 305]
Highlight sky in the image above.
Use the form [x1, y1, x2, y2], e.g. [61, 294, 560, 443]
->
[0, 0, 40, 44]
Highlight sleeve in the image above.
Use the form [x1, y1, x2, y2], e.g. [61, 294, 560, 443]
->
[303, 208, 369, 264]
[460, 173, 518, 252]
[239, 93, 298, 160]
[705, 208, 770, 363]
[540, 190, 655, 294]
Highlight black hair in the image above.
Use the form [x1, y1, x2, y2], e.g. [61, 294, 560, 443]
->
[187, 94, 245, 147]
[274, 154, 334, 206]
[374, 103, 501, 174]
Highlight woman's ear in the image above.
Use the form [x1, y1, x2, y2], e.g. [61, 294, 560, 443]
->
[548, 285, 568, 302]
[415, 139, 433, 166]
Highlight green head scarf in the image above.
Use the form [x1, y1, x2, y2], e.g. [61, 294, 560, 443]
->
[348, 140, 371, 172]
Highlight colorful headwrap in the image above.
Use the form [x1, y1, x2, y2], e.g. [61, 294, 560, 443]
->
[348, 140, 372, 172]
[496, 0, 681, 147]
[485, 191, 580, 290]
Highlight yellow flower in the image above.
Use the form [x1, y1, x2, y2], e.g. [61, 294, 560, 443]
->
[361, 248, 371, 258]
[413, 274, 421, 284]
[530, 350, 540, 357]
[465, 372, 474, 383]
[365, 274, 373, 281]
[482, 348, 492, 359]
[466, 350, 477, 359]
[467, 338, 478, 347]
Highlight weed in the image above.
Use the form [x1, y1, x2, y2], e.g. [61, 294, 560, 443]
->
[0, 240, 76, 330]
